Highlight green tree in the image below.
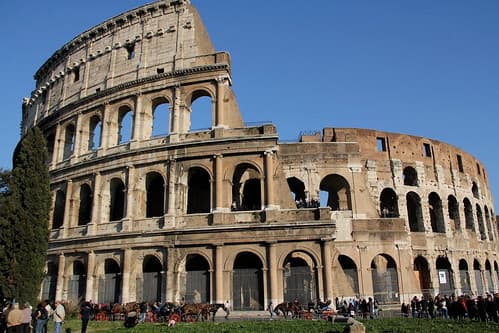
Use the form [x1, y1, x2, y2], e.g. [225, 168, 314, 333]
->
[0, 127, 50, 302]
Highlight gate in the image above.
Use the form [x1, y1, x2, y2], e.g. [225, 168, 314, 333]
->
[372, 268, 400, 304]
[233, 268, 263, 310]
[185, 270, 209, 303]
[67, 274, 86, 304]
[98, 274, 121, 304]
[283, 263, 316, 304]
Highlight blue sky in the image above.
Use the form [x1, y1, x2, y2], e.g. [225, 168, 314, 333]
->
[1, 1, 498, 205]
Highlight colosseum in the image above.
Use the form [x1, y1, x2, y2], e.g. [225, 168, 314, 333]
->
[20, 0, 498, 310]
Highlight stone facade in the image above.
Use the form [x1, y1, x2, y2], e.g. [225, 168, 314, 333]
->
[20, 0, 498, 310]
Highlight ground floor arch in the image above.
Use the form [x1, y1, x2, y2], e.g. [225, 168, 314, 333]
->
[334, 255, 359, 297]
[137, 255, 163, 303]
[232, 252, 264, 310]
[184, 254, 211, 304]
[282, 252, 317, 304]
[67, 260, 86, 304]
[98, 259, 122, 304]
[371, 254, 399, 304]
[459, 259, 471, 295]
[414, 256, 432, 297]
[436, 257, 454, 296]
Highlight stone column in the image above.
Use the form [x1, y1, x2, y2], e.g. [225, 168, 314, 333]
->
[264, 151, 277, 209]
[166, 159, 176, 218]
[62, 180, 73, 237]
[215, 245, 224, 304]
[268, 242, 279, 305]
[215, 77, 225, 127]
[322, 238, 334, 303]
[73, 113, 83, 158]
[124, 166, 136, 232]
[121, 248, 133, 303]
[85, 251, 96, 302]
[213, 154, 224, 211]
[55, 253, 65, 301]
[51, 124, 62, 166]
[88, 172, 101, 235]
[132, 94, 143, 142]
[100, 103, 111, 151]
[166, 247, 176, 302]
[170, 85, 181, 137]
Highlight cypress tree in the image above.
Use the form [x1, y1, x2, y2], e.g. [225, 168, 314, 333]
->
[0, 127, 50, 302]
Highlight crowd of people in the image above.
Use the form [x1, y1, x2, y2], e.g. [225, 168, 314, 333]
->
[401, 293, 499, 323]
[0, 299, 65, 333]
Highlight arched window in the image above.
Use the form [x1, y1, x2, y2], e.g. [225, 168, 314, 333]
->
[380, 188, 399, 217]
[187, 167, 211, 214]
[232, 164, 261, 211]
[406, 192, 424, 232]
[63, 124, 76, 159]
[46, 133, 55, 163]
[319, 174, 352, 211]
[41, 262, 57, 301]
[109, 178, 125, 221]
[463, 198, 474, 232]
[52, 190, 66, 229]
[471, 182, 480, 199]
[403, 167, 418, 186]
[78, 184, 92, 225]
[152, 99, 170, 137]
[448, 195, 460, 231]
[189, 92, 212, 131]
[88, 115, 102, 151]
[146, 172, 165, 217]
[429, 192, 445, 233]
[287, 177, 307, 207]
[476, 205, 486, 241]
[118, 106, 133, 144]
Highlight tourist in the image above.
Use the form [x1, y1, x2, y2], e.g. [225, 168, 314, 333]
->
[53, 301, 65, 333]
[80, 302, 91, 333]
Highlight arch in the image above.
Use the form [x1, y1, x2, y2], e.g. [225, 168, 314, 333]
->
[319, 174, 352, 211]
[429, 192, 445, 233]
[370, 254, 399, 304]
[476, 204, 486, 240]
[138, 255, 163, 302]
[485, 260, 493, 293]
[151, 98, 170, 137]
[414, 256, 432, 297]
[88, 115, 102, 151]
[459, 259, 471, 295]
[187, 167, 211, 214]
[471, 182, 480, 199]
[118, 106, 134, 144]
[99, 258, 121, 304]
[232, 164, 262, 211]
[146, 172, 165, 217]
[463, 198, 475, 231]
[41, 262, 58, 301]
[447, 195, 460, 231]
[484, 206, 494, 241]
[436, 257, 454, 296]
[63, 123, 76, 159]
[403, 166, 418, 186]
[189, 91, 213, 131]
[287, 177, 307, 207]
[406, 192, 424, 232]
[52, 190, 66, 229]
[336, 255, 359, 296]
[68, 260, 86, 304]
[46, 132, 56, 163]
[184, 254, 210, 304]
[232, 252, 264, 310]
[380, 188, 399, 217]
[473, 259, 484, 295]
[109, 178, 125, 221]
[282, 251, 317, 304]
[78, 184, 93, 226]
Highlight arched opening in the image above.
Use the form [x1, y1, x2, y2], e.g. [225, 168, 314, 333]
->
[406, 192, 424, 232]
[78, 184, 92, 226]
[109, 178, 125, 221]
[448, 195, 460, 231]
[233, 252, 264, 310]
[88, 115, 102, 151]
[463, 198, 475, 232]
[63, 124, 76, 160]
[403, 167, 418, 186]
[52, 190, 66, 229]
[189, 93, 212, 131]
[46, 133, 55, 163]
[436, 257, 454, 296]
[380, 188, 399, 217]
[146, 172, 165, 217]
[282, 253, 316, 304]
[484, 206, 494, 241]
[473, 259, 483, 295]
[476, 205, 486, 240]
[185, 254, 210, 304]
[459, 259, 471, 295]
[336, 255, 359, 296]
[138, 256, 163, 303]
[429, 192, 445, 233]
[485, 260, 493, 293]
[68, 261, 86, 304]
[371, 254, 399, 304]
[319, 174, 352, 211]
[414, 256, 432, 297]
[41, 262, 58, 301]
[287, 177, 307, 207]
[118, 106, 134, 144]
[187, 167, 211, 214]
[232, 164, 261, 211]
[471, 182, 480, 199]
[99, 259, 121, 304]
[152, 99, 170, 137]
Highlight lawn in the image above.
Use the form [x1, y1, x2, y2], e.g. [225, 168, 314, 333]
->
[49, 317, 499, 333]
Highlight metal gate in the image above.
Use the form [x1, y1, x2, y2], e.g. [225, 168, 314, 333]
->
[185, 270, 209, 303]
[98, 274, 121, 304]
[283, 265, 316, 304]
[437, 269, 454, 295]
[233, 268, 263, 310]
[372, 268, 399, 304]
[474, 270, 484, 295]
[41, 275, 57, 301]
[343, 268, 359, 295]
[67, 275, 86, 304]
[459, 270, 471, 295]
[137, 272, 162, 302]
[485, 270, 493, 292]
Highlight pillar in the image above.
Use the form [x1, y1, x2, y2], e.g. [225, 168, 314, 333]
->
[121, 248, 133, 303]
[322, 238, 334, 303]
[51, 124, 62, 166]
[167, 159, 176, 217]
[55, 253, 65, 301]
[85, 251, 96, 302]
[215, 77, 225, 127]
[214, 154, 224, 211]
[132, 94, 143, 141]
[100, 103, 111, 150]
[88, 172, 101, 235]
[166, 247, 176, 302]
[264, 151, 277, 209]
[268, 242, 279, 305]
[124, 166, 136, 232]
[215, 245, 224, 304]
[62, 180, 73, 237]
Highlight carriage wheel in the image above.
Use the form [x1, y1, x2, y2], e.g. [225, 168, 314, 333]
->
[170, 313, 181, 323]
[185, 314, 197, 322]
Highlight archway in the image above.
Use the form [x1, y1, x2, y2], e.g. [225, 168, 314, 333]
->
[429, 192, 445, 233]
[282, 253, 317, 304]
[185, 254, 210, 304]
[473, 259, 483, 295]
[68, 261, 86, 304]
[146, 172, 165, 217]
[403, 167, 418, 186]
[485, 260, 493, 293]
[371, 254, 399, 304]
[463, 198, 474, 231]
[319, 174, 351, 211]
[152, 99, 170, 137]
[99, 259, 121, 304]
[189, 93, 212, 131]
[41, 262, 58, 301]
[88, 115, 102, 150]
[138, 256, 163, 302]
[287, 177, 307, 207]
[414, 256, 432, 297]
[476, 205, 486, 240]
[63, 124, 75, 159]
[187, 167, 211, 214]
[109, 178, 125, 221]
[52, 190, 66, 229]
[436, 257, 454, 296]
[459, 259, 471, 295]
[380, 188, 399, 217]
[447, 195, 460, 231]
[232, 164, 261, 211]
[406, 192, 424, 232]
[118, 107, 134, 144]
[78, 184, 93, 225]
[336, 255, 359, 296]
[232, 252, 264, 310]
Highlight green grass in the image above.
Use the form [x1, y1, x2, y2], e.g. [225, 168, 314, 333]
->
[49, 318, 499, 333]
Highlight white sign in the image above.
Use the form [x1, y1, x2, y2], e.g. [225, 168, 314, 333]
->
[438, 271, 447, 284]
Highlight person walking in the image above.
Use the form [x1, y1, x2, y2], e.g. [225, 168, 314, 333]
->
[52, 301, 65, 333]
[80, 302, 91, 333]
[267, 302, 274, 319]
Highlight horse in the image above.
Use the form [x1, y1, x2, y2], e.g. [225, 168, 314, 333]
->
[180, 303, 204, 322]
[274, 302, 303, 319]
[201, 303, 228, 321]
